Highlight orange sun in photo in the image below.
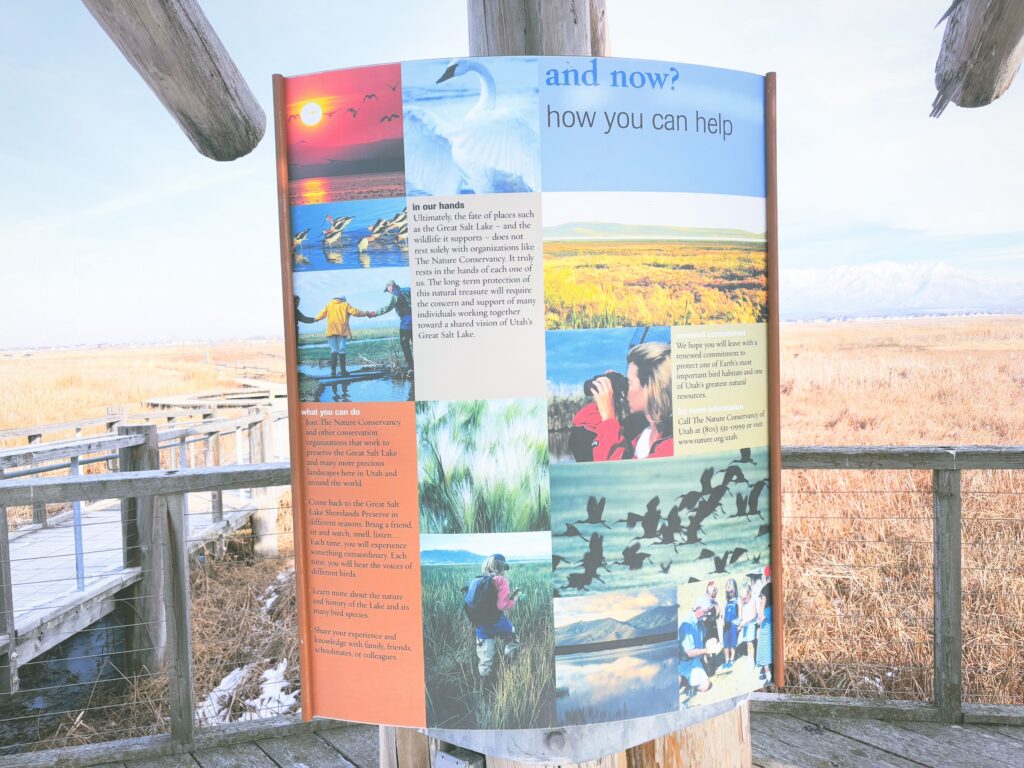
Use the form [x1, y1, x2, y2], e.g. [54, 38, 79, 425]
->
[300, 101, 323, 126]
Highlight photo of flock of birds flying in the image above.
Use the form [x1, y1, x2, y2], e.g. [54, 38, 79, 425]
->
[550, 446, 770, 595]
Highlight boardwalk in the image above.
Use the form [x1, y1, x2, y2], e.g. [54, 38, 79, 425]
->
[3, 488, 261, 669]
[18, 715, 1020, 767]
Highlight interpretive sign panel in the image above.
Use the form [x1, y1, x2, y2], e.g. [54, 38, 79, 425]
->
[273, 56, 779, 730]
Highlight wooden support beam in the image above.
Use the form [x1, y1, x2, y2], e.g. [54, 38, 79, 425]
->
[118, 425, 165, 676]
[81, 0, 266, 160]
[933, 469, 963, 723]
[0, 462, 291, 507]
[0, 505, 17, 694]
[165, 493, 195, 747]
[467, 0, 609, 56]
[932, 0, 1024, 115]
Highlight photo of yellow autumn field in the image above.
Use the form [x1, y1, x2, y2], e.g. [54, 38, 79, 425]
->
[541, 191, 768, 330]
[544, 239, 767, 329]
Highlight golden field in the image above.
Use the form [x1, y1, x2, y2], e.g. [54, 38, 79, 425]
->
[780, 317, 1024, 706]
[544, 240, 767, 328]
[0, 341, 285, 443]
[3, 316, 1022, 708]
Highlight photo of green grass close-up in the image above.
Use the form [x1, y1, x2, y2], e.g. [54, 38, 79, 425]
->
[421, 562, 554, 730]
[416, 399, 550, 534]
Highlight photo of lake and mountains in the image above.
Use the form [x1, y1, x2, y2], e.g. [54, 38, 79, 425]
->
[554, 588, 679, 724]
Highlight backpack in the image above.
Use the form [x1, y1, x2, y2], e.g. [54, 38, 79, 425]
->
[464, 574, 501, 626]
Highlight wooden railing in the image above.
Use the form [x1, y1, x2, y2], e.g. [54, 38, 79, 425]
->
[0, 446, 1021, 762]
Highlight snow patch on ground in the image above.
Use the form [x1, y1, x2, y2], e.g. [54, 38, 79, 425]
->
[194, 567, 299, 724]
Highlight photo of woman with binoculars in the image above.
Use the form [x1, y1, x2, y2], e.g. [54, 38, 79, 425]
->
[571, 340, 674, 461]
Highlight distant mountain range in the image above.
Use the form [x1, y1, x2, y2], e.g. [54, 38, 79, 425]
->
[782, 261, 1024, 321]
[555, 605, 677, 650]
[421, 549, 487, 565]
[543, 221, 765, 242]
[420, 549, 545, 566]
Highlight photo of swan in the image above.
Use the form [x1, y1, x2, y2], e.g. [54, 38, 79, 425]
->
[401, 57, 540, 196]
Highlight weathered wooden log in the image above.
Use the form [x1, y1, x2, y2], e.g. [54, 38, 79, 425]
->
[932, 0, 1024, 115]
[467, 0, 608, 56]
[81, 0, 266, 159]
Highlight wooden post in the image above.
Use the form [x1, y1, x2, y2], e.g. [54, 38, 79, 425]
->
[70, 455, 86, 592]
[383, 702, 751, 767]
[208, 430, 223, 524]
[81, 0, 266, 160]
[933, 469, 963, 723]
[250, 408, 278, 558]
[0, 505, 17, 694]
[119, 425, 167, 675]
[165, 492, 195, 748]
[467, 0, 609, 56]
[27, 434, 46, 526]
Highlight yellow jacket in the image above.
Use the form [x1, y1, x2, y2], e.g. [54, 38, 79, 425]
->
[315, 299, 367, 338]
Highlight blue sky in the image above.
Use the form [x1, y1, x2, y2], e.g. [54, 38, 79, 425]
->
[1, 2, 1021, 346]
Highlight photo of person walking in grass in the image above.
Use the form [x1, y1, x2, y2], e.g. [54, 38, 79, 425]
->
[416, 399, 550, 533]
[420, 533, 554, 729]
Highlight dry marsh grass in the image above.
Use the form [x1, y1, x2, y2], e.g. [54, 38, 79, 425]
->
[0, 341, 285, 443]
[779, 317, 1024, 706]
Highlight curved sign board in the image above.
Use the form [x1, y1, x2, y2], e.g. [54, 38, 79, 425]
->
[273, 56, 780, 732]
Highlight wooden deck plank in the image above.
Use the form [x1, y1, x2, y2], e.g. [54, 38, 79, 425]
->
[750, 713, 926, 768]
[976, 724, 1024, 744]
[191, 742, 276, 768]
[315, 724, 380, 767]
[808, 716, 992, 768]
[124, 754, 200, 768]
[256, 732, 352, 767]
[895, 721, 1021, 767]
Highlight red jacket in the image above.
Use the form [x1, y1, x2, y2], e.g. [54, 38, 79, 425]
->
[572, 403, 673, 461]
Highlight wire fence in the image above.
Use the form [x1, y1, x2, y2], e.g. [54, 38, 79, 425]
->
[779, 469, 936, 703]
[0, 490, 296, 755]
[2, 446, 1023, 758]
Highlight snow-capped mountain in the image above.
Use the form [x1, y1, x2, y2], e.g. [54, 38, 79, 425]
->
[781, 261, 1024, 321]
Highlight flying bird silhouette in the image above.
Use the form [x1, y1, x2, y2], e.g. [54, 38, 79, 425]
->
[613, 543, 651, 570]
[555, 523, 587, 542]
[730, 448, 756, 465]
[574, 496, 610, 528]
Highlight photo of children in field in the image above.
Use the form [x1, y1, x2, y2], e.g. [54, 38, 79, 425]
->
[554, 588, 679, 724]
[290, 197, 408, 271]
[547, 326, 673, 463]
[550, 446, 770, 596]
[677, 573, 772, 709]
[292, 268, 414, 402]
[542, 192, 767, 329]
[416, 399, 550, 533]
[420, 532, 554, 729]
